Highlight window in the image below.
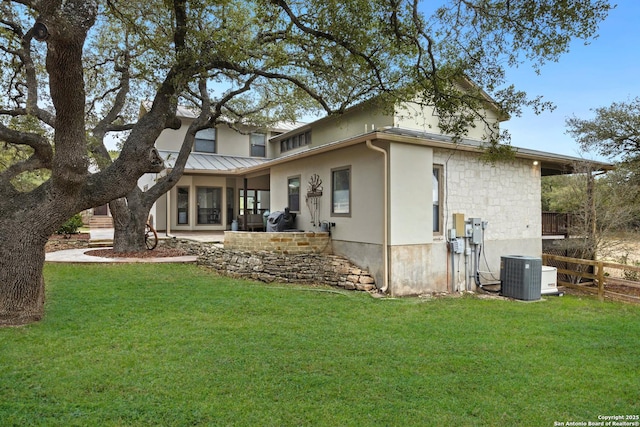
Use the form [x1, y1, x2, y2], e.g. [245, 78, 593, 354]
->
[331, 167, 350, 216]
[250, 133, 266, 157]
[177, 187, 189, 224]
[197, 187, 222, 224]
[433, 165, 443, 233]
[239, 189, 270, 214]
[194, 128, 216, 153]
[288, 176, 301, 212]
[280, 130, 311, 153]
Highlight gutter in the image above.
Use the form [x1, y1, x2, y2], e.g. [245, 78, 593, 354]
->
[365, 139, 389, 294]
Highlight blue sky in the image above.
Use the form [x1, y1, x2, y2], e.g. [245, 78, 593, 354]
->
[502, 0, 640, 161]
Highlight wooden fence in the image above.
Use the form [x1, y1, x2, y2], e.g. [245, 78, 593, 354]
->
[542, 254, 640, 303]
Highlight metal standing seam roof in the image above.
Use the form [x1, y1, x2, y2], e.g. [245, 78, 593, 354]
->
[158, 150, 270, 173]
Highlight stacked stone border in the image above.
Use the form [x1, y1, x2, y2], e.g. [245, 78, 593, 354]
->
[45, 235, 90, 252]
[164, 238, 377, 292]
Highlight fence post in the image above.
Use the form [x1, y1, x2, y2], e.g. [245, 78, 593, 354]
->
[597, 261, 605, 301]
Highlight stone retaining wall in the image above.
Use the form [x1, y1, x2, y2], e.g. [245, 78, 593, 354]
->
[164, 238, 376, 292]
[223, 231, 331, 254]
[45, 235, 90, 252]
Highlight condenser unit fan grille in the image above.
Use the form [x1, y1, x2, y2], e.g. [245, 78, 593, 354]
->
[500, 255, 542, 301]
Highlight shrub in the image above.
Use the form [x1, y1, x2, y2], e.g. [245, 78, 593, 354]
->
[617, 253, 640, 281]
[56, 213, 84, 236]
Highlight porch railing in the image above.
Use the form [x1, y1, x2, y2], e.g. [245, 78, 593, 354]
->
[542, 212, 571, 236]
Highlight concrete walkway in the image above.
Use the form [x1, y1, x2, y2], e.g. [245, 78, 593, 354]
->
[44, 228, 218, 263]
[45, 248, 198, 263]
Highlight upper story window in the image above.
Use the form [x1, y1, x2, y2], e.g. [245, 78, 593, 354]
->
[250, 133, 266, 157]
[280, 130, 311, 153]
[194, 128, 216, 153]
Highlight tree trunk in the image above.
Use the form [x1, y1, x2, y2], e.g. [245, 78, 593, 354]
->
[110, 189, 152, 253]
[0, 221, 49, 326]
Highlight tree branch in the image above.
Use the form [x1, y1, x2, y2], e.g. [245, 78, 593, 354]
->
[270, 0, 387, 90]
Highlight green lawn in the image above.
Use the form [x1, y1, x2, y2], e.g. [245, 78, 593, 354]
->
[1, 264, 639, 426]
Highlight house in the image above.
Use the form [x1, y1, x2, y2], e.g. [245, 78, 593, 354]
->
[143, 98, 613, 296]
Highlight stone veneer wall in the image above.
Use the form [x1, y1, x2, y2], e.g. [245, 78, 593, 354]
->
[433, 148, 542, 240]
[223, 231, 332, 254]
[164, 236, 376, 292]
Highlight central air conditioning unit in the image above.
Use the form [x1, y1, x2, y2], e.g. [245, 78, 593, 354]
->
[500, 255, 542, 301]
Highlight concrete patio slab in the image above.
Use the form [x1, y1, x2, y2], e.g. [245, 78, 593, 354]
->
[45, 248, 197, 263]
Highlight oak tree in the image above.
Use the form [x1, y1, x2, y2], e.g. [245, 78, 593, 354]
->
[567, 97, 640, 161]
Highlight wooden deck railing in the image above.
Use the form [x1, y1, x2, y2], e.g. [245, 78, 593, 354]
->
[542, 212, 571, 236]
[542, 253, 640, 303]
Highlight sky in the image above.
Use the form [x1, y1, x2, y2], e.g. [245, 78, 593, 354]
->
[501, 0, 640, 162]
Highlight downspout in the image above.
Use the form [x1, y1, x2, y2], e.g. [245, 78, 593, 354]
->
[365, 140, 389, 294]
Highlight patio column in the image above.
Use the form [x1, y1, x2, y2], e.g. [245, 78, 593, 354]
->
[166, 189, 171, 236]
[243, 178, 248, 230]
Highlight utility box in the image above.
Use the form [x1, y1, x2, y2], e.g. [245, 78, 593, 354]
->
[541, 266, 559, 295]
[500, 255, 542, 301]
[453, 213, 465, 237]
[469, 217, 483, 244]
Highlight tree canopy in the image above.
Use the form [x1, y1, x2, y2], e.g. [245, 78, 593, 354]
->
[566, 97, 640, 161]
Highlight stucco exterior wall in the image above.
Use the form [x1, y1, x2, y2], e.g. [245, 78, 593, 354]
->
[270, 143, 384, 242]
[305, 106, 394, 150]
[269, 143, 386, 282]
[388, 142, 433, 245]
[153, 117, 273, 158]
[154, 125, 188, 151]
[394, 101, 501, 142]
[216, 126, 251, 157]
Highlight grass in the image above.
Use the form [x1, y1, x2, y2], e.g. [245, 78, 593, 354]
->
[1, 263, 639, 426]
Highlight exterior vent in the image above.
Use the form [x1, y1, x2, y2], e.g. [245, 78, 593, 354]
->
[500, 255, 542, 301]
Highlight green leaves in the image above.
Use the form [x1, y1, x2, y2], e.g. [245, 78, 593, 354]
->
[566, 97, 640, 161]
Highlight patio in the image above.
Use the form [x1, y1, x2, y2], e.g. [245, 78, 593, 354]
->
[89, 228, 226, 244]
